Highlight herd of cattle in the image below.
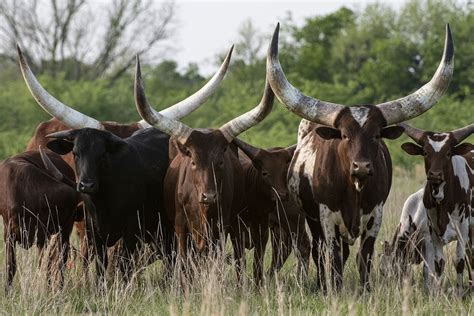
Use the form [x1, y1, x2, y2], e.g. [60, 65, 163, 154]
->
[0, 23, 472, 295]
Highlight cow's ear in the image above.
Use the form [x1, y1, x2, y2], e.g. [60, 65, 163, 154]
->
[381, 126, 405, 140]
[401, 142, 423, 156]
[46, 139, 74, 155]
[175, 141, 191, 157]
[315, 127, 341, 140]
[453, 142, 473, 156]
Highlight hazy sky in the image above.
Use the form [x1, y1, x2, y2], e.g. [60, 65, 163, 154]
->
[172, 0, 408, 74]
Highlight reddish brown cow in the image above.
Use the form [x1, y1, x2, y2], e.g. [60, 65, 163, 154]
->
[0, 148, 81, 292]
[134, 56, 274, 282]
[18, 45, 233, 266]
[382, 124, 473, 294]
[266, 23, 454, 290]
[233, 138, 310, 285]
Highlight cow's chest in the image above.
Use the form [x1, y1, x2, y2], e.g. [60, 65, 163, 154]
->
[319, 202, 383, 245]
[427, 203, 468, 244]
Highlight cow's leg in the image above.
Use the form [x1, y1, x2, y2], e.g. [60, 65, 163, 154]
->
[4, 230, 16, 293]
[268, 225, 291, 276]
[357, 204, 383, 291]
[307, 216, 326, 291]
[331, 237, 349, 291]
[454, 221, 469, 296]
[295, 219, 311, 279]
[468, 224, 474, 290]
[231, 232, 246, 286]
[253, 227, 268, 286]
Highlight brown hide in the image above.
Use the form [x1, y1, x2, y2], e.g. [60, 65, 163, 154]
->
[0, 151, 80, 289]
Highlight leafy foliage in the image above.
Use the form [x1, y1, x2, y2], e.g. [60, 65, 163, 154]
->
[0, 0, 472, 169]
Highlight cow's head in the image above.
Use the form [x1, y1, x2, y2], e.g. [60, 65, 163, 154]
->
[234, 138, 296, 201]
[46, 128, 127, 194]
[316, 107, 404, 191]
[266, 23, 454, 191]
[400, 123, 473, 201]
[134, 54, 274, 250]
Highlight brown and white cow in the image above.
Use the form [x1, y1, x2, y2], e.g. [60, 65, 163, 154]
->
[382, 123, 473, 294]
[266, 23, 454, 290]
[0, 148, 81, 292]
[18, 45, 233, 266]
[134, 56, 274, 282]
[232, 138, 310, 285]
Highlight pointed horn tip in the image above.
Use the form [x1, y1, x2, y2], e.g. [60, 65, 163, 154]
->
[444, 23, 454, 62]
[268, 23, 280, 59]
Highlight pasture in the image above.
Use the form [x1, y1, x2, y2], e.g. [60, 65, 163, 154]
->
[0, 167, 472, 315]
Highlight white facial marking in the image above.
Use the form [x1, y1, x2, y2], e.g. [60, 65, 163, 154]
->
[349, 106, 370, 127]
[451, 155, 471, 193]
[427, 133, 449, 152]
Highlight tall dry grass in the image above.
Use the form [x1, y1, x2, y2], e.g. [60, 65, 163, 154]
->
[0, 168, 473, 314]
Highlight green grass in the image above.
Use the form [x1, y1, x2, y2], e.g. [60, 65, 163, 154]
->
[0, 169, 473, 315]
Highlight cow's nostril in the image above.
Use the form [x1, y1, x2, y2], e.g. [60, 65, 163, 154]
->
[352, 162, 359, 170]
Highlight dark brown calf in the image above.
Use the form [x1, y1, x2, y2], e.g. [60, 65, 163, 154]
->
[0, 149, 80, 292]
[233, 138, 310, 285]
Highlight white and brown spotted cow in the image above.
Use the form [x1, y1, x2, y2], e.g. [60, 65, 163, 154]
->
[382, 123, 473, 294]
[266, 23, 454, 290]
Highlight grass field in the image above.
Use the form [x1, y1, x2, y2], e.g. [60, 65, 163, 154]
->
[0, 167, 472, 315]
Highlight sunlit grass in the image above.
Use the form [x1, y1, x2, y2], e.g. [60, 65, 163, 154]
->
[0, 169, 472, 314]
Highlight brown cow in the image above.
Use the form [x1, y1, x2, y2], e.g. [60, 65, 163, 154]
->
[0, 148, 81, 292]
[18, 45, 233, 266]
[233, 138, 310, 285]
[381, 123, 473, 294]
[134, 55, 274, 282]
[266, 23, 454, 290]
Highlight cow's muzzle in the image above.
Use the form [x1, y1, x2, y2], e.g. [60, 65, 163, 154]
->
[77, 180, 98, 193]
[200, 192, 217, 205]
[427, 170, 444, 185]
[350, 161, 372, 191]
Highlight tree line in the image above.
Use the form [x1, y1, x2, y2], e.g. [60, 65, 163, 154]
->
[0, 0, 472, 167]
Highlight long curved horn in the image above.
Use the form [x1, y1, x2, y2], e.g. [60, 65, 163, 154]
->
[377, 24, 454, 125]
[39, 146, 76, 187]
[451, 123, 474, 143]
[134, 55, 193, 144]
[17, 45, 104, 130]
[266, 23, 344, 127]
[39, 146, 65, 181]
[219, 78, 274, 142]
[398, 123, 425, 144]
[233, 138, 260, 160]
[136, 45, 235, 129]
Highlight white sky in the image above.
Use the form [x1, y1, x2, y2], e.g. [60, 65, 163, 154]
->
[172, 0, 408, 75]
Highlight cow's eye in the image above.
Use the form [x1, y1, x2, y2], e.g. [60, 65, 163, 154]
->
[191, 160, 196, 167]
[423, 151, 428, 157]
[262, 171, 269, 177]
[446, 150, 452, 157]
[375, 134, 381, 140]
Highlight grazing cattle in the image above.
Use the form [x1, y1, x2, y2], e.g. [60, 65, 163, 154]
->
[0, 148, 80, 291]
[266, 23, 454, 290]
[134, 56, 274, 282]
[233, 138, 311, 284]
[18, 45, 233, 266]
[382, 123, 473, 294]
